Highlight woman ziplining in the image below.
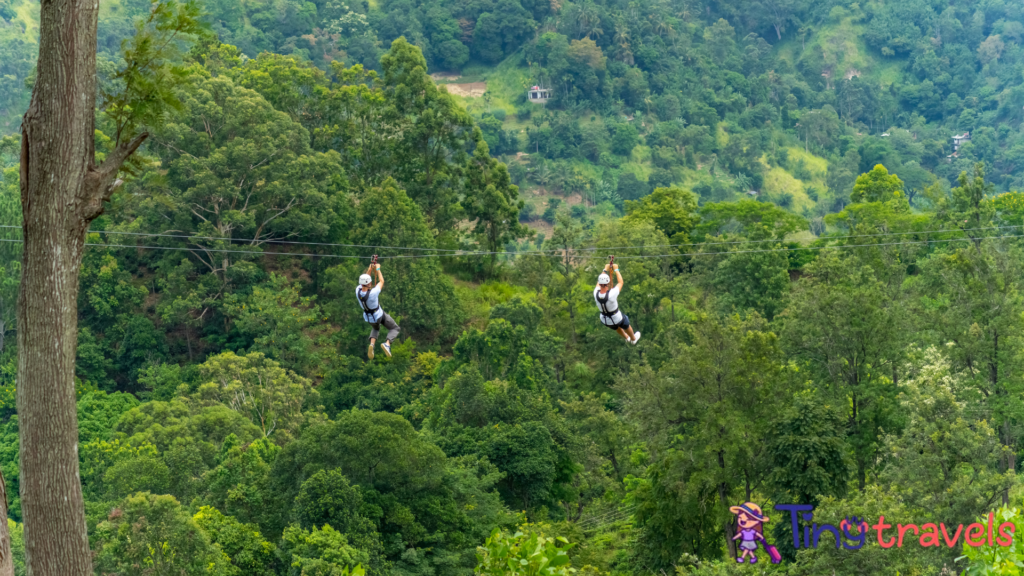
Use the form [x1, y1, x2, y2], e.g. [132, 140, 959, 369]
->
[594, 256, 640, 345]
[356, 255, 401, 359]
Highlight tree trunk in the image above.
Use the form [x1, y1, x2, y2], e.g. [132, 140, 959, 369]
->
[18, 0, 146, 571]
[719, 481, 736, 559]
[0, 469, 13, 576]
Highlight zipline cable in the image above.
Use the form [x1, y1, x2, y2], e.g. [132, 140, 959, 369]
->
[0, 232, 1019, 260]
[0, 224, 1016, 255]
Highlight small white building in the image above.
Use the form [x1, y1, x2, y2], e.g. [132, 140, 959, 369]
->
[952, 132, 971, 151]
[527, 86, 551, 103]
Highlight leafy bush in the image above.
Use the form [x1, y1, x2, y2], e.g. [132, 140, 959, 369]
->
[475, 524, 575, 576]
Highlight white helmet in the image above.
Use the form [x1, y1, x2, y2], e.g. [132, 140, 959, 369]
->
[598, 273, 611, 285]
[359, 274, 372, 286]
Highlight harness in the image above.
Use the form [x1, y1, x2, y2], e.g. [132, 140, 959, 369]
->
[358, 288, 380, 319]
[596, 289, 618, 318]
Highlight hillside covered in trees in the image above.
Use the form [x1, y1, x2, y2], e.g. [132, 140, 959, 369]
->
[4, 0, 1024, 573]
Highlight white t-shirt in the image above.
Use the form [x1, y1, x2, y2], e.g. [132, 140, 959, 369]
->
[355, 285, 384, 323]
[594, 286, 623, 325]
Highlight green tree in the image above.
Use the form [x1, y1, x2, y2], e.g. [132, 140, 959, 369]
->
[193, 506, 279, 576]
[222, 274, 322, 373]
[155, 73, 345, 277]
[849, 164, 905, 203]
[195, 351, 318, 444]
[918, 165, 1024, 502]
[623, 186, 699, 244]
[17, 0, 206, 565]
[765, 392, 848, 560]
[610, 123, 639, 156]
[878, 348, 1014, 529]
[380, 38, 474, 240]
[621, 313, 789, 564]
[712, 243, 790, 320]
[294, 468, 385, 573]
[545, 209, 587, 344]
[463, 136, 531, 274]
[205, 436, 280, 528]
[766, 392, 849, 505]
[280, 525, 368, 576]
[780, 250, 907, 490]
[696, 200, 806, 241]
[93, 493, 234, 575]
[271, 409, 503, 573]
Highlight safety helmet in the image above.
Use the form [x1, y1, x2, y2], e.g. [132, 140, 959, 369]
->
[359, 274, 373, 286]
[598, 273, 611, 285]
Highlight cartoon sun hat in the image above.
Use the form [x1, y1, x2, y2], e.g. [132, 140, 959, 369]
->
[359, 274, 373, 286]
[598, 272, 611, 284]
[729, 502, 770, 522]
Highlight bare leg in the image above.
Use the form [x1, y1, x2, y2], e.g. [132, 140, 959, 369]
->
[370, 337, 377, 346]
[623, 325, 636, 340]
[615, 327, 631, 341]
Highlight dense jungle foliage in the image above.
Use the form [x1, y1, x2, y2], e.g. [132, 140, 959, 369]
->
[5, 0, 1024, 573]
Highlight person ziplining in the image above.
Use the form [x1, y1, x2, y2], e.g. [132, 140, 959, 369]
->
[357, 255, 401, 359]
[594, 256, 640, 345]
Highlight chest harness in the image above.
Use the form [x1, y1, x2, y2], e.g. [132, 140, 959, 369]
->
[596, 290, 618, 319]
[358, 289, 380, 318]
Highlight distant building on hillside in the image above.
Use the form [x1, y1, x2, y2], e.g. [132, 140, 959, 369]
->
[952, 132, 970, 151]
[946, 132, 971, 162]
[528, 86, 551, 103]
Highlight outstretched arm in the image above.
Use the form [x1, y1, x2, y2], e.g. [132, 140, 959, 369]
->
[374, 264, 384, 291]
[613, 265, 623, 291]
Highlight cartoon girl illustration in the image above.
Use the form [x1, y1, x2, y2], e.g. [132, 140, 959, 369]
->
[729, 502, 781, 564]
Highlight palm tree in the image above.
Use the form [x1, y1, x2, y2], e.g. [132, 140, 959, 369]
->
[535, 163, 553, 187]
[651, 16, 670, 37]
[576, 3, 600, 39]
[614, 20, 633, 63]
[733, 174, 752, 193]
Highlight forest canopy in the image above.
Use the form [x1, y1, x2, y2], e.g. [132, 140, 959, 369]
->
[4, 0, 1024, 573]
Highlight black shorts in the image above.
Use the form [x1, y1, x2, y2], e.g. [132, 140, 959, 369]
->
[602, 314, 630, 330]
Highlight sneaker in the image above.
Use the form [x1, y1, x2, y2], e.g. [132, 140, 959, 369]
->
[367, 343, 375, 360]
[382, 341, 392, 357]
[632, 331, 641, 345]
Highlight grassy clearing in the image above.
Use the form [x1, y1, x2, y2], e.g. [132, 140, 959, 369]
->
[763, 166, 814, 212]
[785, 146, 828, 175]
[98, 0, 122, 25]
[774, 7, 907, 88]
[13, 0, 39, 43]
[446, 52, 534, 118]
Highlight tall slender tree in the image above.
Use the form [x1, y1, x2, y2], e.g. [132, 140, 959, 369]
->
[17, 1, 203, 572]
